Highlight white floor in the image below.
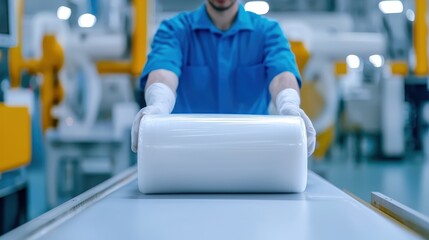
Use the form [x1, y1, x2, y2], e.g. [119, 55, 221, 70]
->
[311, 130, 429, 217]
[312, 157, 429, 217]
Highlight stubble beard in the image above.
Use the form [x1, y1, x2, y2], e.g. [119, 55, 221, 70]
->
[207, 0, 237, 12]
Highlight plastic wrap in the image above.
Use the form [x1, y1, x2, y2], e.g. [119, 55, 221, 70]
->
[138, 114, 307, 194]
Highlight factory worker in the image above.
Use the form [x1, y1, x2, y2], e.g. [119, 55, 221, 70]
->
[131, 0, 316, 156]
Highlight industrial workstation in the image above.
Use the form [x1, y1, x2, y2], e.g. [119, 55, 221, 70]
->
[1, 0, 429, 239]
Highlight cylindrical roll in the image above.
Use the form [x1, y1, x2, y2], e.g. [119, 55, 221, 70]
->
[138, 114, 308, 194]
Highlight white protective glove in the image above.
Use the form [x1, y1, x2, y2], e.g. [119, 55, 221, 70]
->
[131, 82, 176, 153]
[275, 88, 316, 157]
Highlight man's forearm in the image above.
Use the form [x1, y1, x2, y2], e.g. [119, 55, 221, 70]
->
[269, 71, 300, 102]
[269, 71, 316, 156]
[146, 69, 179, 94]
[144, 69, 178, 113]
[131, 69, 178, 152]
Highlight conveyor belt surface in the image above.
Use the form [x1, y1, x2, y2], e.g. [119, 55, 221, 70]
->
[1, 168, 422, 240]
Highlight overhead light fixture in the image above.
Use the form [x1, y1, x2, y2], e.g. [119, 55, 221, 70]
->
[78, 13, 97, 28]
[378, 0, 404, 14]
[369, 55, 384, 68]
[346, 55, 360, 69]
[245, 1, 270, 15]
[406, 9, 415, 21]
[57, 6, 71, 20]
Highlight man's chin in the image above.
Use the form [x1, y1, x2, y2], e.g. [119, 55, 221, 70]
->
[208, 0, 236, 12]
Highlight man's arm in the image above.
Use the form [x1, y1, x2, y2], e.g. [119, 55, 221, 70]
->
[145, 69, 179, 93]
[131, 69, 178, 153]
[262, 20, 316, 156]
[269, 71, 299, 101]
[132, 16, 183, 152]
[269, 71, 316, 157]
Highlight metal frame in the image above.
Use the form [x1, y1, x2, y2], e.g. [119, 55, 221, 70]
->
[0, 167, 137, 240]
[371, 192, 429, 239]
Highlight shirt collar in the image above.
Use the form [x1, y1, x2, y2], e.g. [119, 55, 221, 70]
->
[191, 4, 254, 34]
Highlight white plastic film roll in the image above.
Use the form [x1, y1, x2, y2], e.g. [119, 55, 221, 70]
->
[138, 114, 308, 194]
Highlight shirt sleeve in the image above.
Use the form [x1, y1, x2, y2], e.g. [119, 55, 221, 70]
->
[263, 21, 302, 87]
[140, 20, 183, 89]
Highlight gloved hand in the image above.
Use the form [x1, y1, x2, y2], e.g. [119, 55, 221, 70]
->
[275, 88, 316, 157]
[131, 82, 176, 153]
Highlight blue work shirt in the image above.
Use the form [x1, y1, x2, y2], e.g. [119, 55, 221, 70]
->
[141, 4, 301, 114]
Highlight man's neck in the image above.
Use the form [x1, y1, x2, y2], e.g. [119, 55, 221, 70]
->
[205, 3, 239, 31]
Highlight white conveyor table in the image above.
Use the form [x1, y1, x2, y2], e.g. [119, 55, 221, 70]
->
[1, 167, 422, 240]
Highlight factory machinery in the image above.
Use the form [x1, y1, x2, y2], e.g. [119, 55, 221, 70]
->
[0, 0, 30, 234]
[1, 0, 429, 238]
[0, 0, 144, 233]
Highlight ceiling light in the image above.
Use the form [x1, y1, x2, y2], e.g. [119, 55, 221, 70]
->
[57, 6, 71, 20]
[245, 1, 270, 15]
[78, 13, 97, 28]
[346, 55, 360, 69]
[369, 55, 384, 68]
[406, 9, 415, 21]
[378, 0, 404, 14]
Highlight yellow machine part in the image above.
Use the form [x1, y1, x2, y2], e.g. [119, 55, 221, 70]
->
[10, 0, 148, 132]
[0, 104, 31, 172]
[97, 0, 147, 76]
[290, 41, 310, 73]
[301, 82, 334, 159]
[335, 61, 348, 76]
[390, 61, 408, 76]
[301, 82, 325, 120]
[414, 0, 428, 76]
[38, 35, 64, 131]
[290, 41, 336, 159]
[9, 0, 65, 132]
[313, 125, 335, 159]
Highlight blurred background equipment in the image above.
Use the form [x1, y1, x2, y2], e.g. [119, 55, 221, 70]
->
[0, 0, 31, 235]
[34, 0, 143, 206]
[5, 0, 144, 211]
